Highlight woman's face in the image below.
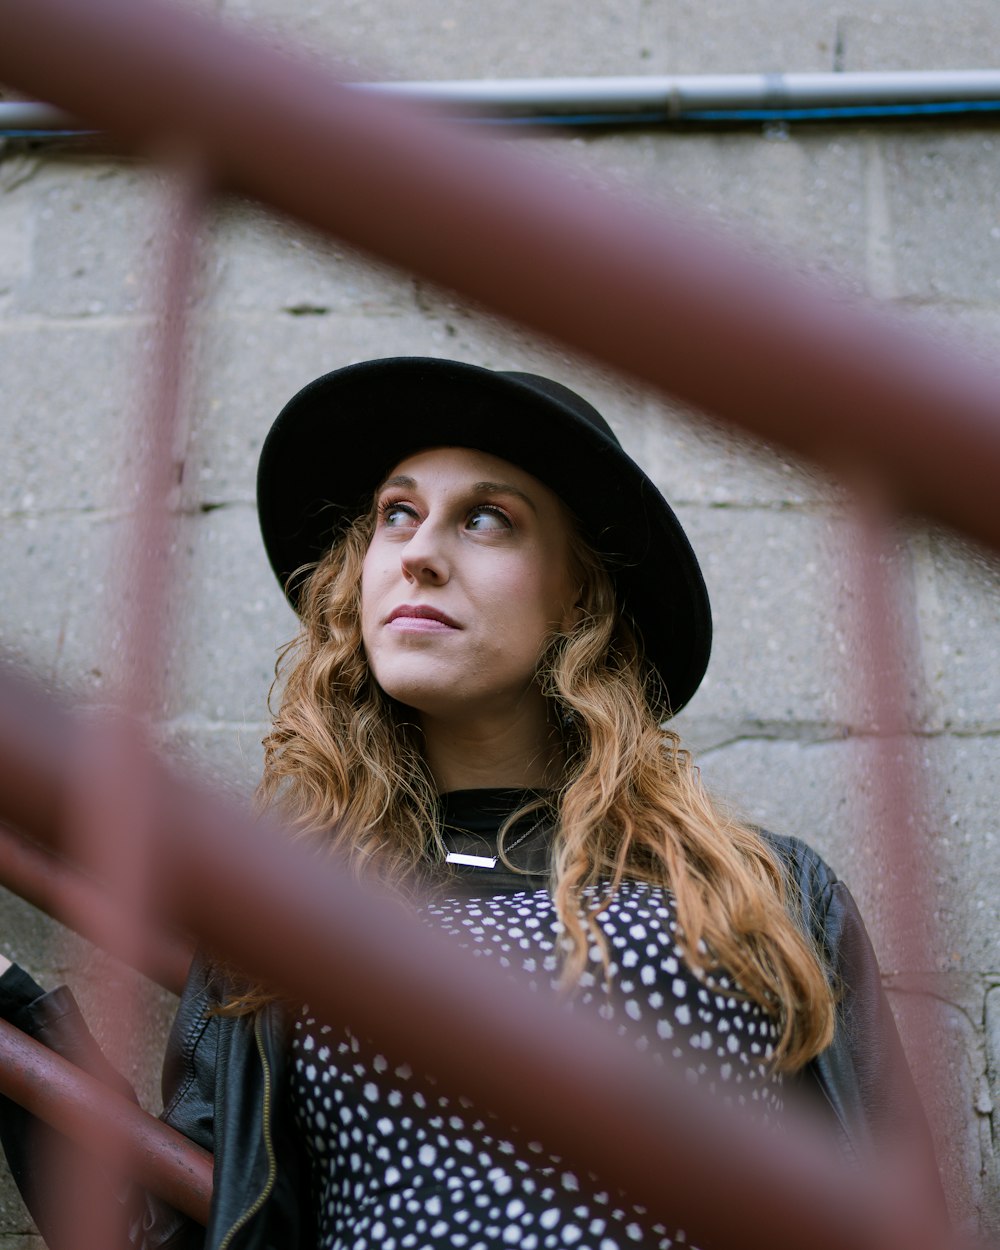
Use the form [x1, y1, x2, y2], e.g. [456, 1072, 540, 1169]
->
[361, 446, 579, 722]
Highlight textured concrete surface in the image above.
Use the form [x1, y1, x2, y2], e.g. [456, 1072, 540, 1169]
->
[2, 0, 1000, 1238]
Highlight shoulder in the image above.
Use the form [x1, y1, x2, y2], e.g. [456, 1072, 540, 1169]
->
[164, 953, 221, 1069]
[754, 828, 841, 928]
[755, 826, 837, 883]
[159, 953, 231, 1142]
[161, 955, 286, 1136]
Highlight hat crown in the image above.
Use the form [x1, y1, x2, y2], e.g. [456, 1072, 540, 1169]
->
[498, 371, 619, 446]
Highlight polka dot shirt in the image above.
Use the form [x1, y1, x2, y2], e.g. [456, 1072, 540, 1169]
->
[289, 793, 783, 1250]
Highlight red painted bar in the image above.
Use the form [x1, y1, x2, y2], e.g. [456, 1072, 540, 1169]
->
[0, 1017, 213, 1223]
[0, 822, 191, 994]
[3, 0, 1000, 555]
[56, 170, 207, 1250]
[842, 500, 950, 1177]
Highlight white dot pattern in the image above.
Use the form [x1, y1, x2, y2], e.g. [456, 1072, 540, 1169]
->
[290, 881, 782, 1250]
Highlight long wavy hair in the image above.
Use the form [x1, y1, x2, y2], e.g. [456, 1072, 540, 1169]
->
[235, 501, 835, 1072]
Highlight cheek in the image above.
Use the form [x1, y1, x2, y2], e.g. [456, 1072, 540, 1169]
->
[535, 557, 579, 635]
[503, 565, 575, 653]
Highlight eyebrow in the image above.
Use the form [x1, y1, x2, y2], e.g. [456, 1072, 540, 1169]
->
[377, 475, 538, 514]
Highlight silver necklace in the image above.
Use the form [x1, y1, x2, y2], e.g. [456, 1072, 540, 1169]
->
[445, 817, 544, 870]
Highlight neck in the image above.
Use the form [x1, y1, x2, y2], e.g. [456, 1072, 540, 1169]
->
[419, 695, 563, 793]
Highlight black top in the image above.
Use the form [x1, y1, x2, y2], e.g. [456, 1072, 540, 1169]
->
[288, 788, 784, 1250]
[435, 787, 553, 889]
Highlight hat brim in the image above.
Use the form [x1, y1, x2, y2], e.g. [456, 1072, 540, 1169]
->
[257, 357, 711, 715]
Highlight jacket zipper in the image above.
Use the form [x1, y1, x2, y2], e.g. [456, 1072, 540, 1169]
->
[218, 1014, 279, 1250]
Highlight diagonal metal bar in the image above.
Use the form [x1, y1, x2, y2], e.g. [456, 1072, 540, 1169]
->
[0, 662, 956, 1250]
[0, 822, 191, 994]
[0, 1017, 212, 1223]
[820, 483, 952, 1248]
[843, 496, 955, 1188]
[45, 164, 207, 1250]
[3, 0, 1000, 554]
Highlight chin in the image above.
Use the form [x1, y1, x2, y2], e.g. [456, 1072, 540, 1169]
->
[370, 664, 456, 717]
[376, 671, 506, 722]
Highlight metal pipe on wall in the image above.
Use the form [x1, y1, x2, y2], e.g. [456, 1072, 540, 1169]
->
[364, 68, 1000, 114]
[0, 102, 76, 128]
[5, 67, 1000, 131]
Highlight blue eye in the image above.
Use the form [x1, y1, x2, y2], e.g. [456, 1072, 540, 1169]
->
[467, 506, 511, 531]
[379, 501, 418, 527]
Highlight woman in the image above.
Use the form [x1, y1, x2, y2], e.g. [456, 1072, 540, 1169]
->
[0, 357, 939, 1248]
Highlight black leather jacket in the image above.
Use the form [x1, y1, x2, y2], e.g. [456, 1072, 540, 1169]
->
[0, 832, 941, 1249]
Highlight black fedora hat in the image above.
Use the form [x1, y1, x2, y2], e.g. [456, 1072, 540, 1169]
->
[257, 357, 711, 715]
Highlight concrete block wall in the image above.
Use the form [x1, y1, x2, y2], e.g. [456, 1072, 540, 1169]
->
[2, 0, 999, 1240]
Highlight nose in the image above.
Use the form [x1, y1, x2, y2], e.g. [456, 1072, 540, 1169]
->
[399, 517, 450, 585]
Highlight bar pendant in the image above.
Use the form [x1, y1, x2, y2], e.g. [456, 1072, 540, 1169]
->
[446, 852, 497, 869]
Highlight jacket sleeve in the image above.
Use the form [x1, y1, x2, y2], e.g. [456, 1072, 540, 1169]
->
[0, 962, 211, 1250]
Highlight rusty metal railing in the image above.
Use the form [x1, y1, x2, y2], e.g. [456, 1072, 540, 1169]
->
[0, 1017, 212, 1224]
[0, 0, 994, 1245]
[0, 822, 191, 994]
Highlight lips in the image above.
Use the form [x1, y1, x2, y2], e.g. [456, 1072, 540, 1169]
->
[385, 604, 460, 630]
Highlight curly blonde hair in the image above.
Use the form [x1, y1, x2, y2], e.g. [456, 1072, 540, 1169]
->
[237, 504, 834, 1071]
